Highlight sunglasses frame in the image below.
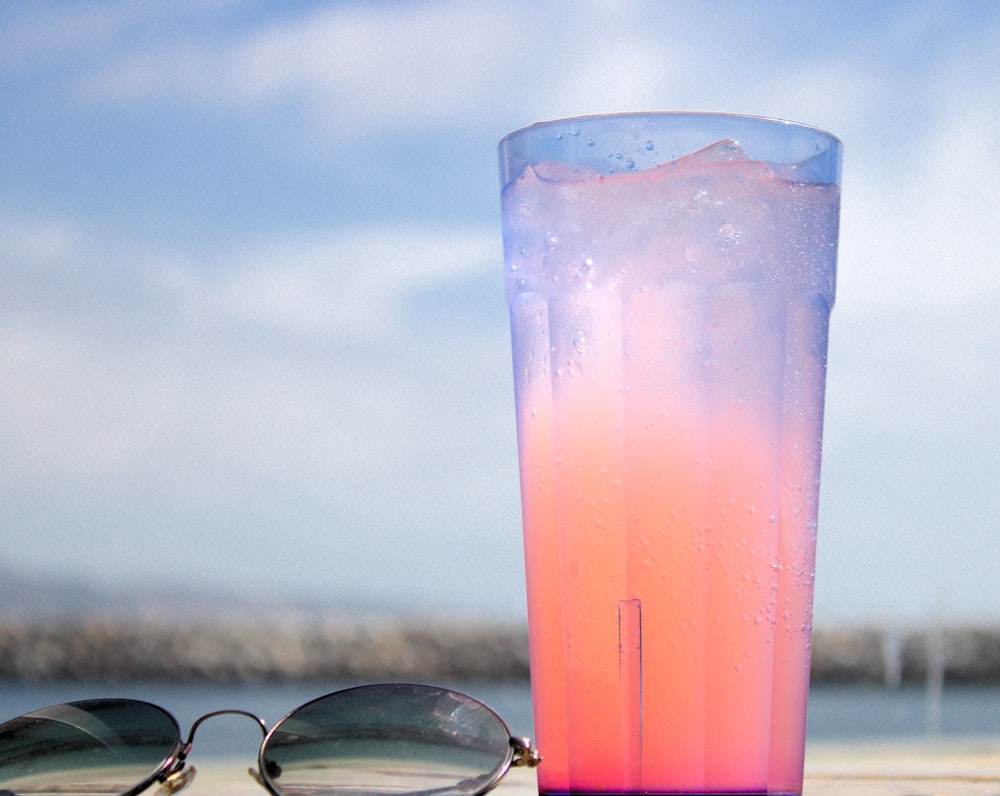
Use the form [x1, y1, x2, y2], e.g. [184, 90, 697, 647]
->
[0, 683, 540, 796]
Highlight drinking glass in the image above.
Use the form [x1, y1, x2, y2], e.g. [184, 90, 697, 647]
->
[498, 112, 842, 796]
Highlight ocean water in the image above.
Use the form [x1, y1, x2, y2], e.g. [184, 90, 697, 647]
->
[3, 681, 1000, 758]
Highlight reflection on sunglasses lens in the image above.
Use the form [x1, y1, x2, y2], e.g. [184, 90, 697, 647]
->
[260, 684, 513, 796]
[0, 699, 180, 796]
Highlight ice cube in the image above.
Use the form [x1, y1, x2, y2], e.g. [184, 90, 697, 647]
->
[676, 138, 752, 164]
[531, 160, 588, 182]
[771, 149, 838, 184]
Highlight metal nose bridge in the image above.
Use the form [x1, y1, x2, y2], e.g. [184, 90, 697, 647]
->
[158, 710, 270, 796]
[185, 709, 269, 749]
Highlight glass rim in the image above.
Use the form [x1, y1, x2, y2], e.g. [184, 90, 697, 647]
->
[498, 110, 842, 150]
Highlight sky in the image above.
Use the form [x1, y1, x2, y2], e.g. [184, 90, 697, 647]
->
[1, 0, 997, 625]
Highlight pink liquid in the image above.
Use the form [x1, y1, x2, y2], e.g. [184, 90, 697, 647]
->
[504, 147, 838, 795]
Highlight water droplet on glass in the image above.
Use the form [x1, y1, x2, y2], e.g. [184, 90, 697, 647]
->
[645, 139, 655, 151]
[586, 136, 596, 147]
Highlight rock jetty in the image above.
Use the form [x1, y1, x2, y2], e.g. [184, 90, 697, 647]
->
[0, 615, 530, 683]
[2, 616, 1000, 685]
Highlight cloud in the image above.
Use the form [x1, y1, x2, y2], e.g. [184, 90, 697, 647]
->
[836, 99, 1000, 313]
[3, 0, 998, 620]
[0, 1, 242, 71]
[75, 2, 525, 131]
[158, 225, 499, 339]
[0, 4, 134, 70]
[1, 215, 502, 483]
[46, 0, 1000, 317]
[2, 210, 499, 336]
[0, 214, 82, 265]
[66, 1, 721, 135]
[0, 209, 521, 614]
[759, 4, 1000, 314]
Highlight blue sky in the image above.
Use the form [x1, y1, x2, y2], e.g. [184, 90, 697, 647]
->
[1, 0, 997, 624]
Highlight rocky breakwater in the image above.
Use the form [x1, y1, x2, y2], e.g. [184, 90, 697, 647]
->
[811, 625, 1000, 685]
[3, 616, 1000, 684]
[0, 614, 531, 683]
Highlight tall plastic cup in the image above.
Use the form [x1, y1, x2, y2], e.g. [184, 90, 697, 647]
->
[498, 113, 841, 796]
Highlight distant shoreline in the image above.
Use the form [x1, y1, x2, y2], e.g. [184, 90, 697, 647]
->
[3, 615, 1000, 685]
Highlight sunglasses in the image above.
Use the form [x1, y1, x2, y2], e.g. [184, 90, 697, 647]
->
[0, 682, 540, 796]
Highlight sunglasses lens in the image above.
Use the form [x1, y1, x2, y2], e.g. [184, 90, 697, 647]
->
[0, 699, 180, 796]
[260, 684, 514, 796]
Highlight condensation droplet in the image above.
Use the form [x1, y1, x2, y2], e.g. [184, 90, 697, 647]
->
[645, 139, 655, 151]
